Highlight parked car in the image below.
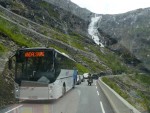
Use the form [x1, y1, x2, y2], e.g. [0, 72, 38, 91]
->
[92, 74, 98, 79]
[83, 73, 89, 79]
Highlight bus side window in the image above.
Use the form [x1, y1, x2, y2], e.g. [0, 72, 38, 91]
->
[54, 53, 62, 75]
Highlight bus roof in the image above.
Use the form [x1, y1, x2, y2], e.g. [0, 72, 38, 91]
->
[54, 48, 76, 62]
[17, 47, 54, 51]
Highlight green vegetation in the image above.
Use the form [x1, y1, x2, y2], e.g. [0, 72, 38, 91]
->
[49, 33, 130, 74]
[135, 73, 150, 85]
[38, 1, 59, 18]
[102, 77, 129, 99]
[70, 40, 85, 50]
[0, 43, 7, 52]
[11, 0, 26, 11]
[50, 31, 89, 52]
[49, 43, 69, 54]
[0, 43, 8, 57]
[69, 32, 86, 40]
[1, 1, 149, 111]
[51, 32, 68, 44]
[131, 73, 150, 112]
[76, 63, 89, 74]
[0, 65, 16, 108]
[102, 74, 150, 112]
[0, 17, 39, 47]
[79, 55, 106, 72]
[90, 46, 130, 74]
[138, 90, 150, 112]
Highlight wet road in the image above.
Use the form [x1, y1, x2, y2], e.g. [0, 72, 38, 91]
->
[0, 80, 114, 113]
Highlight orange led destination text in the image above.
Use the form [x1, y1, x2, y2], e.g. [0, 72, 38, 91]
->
[25, 52, 45, 57]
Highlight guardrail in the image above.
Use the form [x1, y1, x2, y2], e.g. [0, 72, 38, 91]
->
[98, 77, 141, 113]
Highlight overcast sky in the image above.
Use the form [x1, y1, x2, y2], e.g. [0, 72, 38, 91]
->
[70, 0, 150, 14]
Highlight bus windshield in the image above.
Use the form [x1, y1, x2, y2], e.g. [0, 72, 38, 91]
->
[15, 50, 55, 84]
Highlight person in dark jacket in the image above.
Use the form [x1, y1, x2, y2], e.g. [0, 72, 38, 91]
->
[88, 73, 93, 85]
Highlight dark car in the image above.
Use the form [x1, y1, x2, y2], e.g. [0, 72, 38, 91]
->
[92, 74, 98, 79]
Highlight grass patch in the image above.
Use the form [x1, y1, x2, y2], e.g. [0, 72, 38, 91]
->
[132, 73, 150, 112]
[50, 31, 89, 52]
[104, 74, 150, 112]
[38, 1, 59, 18]
[0, 17, 39, 47]
[76, 63, 89, 74]
[135, 73, 150, 85]
[90, 46, 130, 74]
[49, 43, 69, 55]
[0, 43, 8, 52]
[79, 55, 106, 72]
[70, 40, 85, 50]
[102, 77, 129, 99]
[0, 64, 16, 108]
[137, 90, 150, 112]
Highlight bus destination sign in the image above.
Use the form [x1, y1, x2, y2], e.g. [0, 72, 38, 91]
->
[25, 52, 45, 57]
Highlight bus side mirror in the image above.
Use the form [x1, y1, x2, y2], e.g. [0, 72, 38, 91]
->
[8, 58, 12, 70]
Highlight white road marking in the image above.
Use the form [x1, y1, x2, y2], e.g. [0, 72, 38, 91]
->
[96, 86, 97, 89]
[97, 91, 99, 96]
[5, 105, 23, 113]
[100, 101, 106, 113]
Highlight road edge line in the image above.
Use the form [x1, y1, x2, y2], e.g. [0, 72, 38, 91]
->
[100, 101, 106, 113]
[5, 105, 23, 113]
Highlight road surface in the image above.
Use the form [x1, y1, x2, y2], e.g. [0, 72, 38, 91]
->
[0, 80, 114, 113]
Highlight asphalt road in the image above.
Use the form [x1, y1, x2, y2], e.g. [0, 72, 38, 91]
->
[0, 80, 114, 113]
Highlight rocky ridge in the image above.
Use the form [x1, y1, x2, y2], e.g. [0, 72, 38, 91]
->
[0, 0, 90, 37]
[97, 8, 150, 71]
[44, 0, 94, 21]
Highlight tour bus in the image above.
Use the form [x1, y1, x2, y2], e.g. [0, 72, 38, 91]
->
[9, 47, 77, 100]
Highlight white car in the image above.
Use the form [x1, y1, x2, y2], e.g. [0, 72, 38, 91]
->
[83, 73, 89, 79]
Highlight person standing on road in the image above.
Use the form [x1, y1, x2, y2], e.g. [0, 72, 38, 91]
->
[88, 73, 93, 85]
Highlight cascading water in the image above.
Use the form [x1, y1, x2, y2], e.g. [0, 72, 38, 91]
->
[88, 15, 104, 47]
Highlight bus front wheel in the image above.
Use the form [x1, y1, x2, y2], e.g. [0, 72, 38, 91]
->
[62, 82, 66, 95]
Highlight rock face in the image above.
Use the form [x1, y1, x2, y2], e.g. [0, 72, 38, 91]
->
[0, 0, 90, 37]
[44, 0, 94, 21]
[97, 8, 150, 71]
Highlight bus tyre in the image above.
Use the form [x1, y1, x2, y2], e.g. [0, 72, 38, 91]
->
[62, 82, 66, 95]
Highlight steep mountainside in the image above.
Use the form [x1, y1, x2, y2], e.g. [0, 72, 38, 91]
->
[44, 0, 94, 21]
[0, 0, 149, 110]
[97, 8, 150, 71]
[0, 0, 90, 37]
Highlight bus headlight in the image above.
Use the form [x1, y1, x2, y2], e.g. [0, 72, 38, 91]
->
[16, 88, 19, 92]
[15, 84, 19, 92]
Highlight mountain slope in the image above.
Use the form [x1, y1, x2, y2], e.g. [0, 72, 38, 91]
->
[0, 0, 90, 37]
[0, 0, 147, 109]
[97, 8, 150, 71]
[44, 0, 94, 21]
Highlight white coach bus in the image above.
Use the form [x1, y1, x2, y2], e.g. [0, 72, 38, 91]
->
[9, 47, 77, 100]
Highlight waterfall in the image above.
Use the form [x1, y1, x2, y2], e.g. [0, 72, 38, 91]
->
[88, 15, 104, 47]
